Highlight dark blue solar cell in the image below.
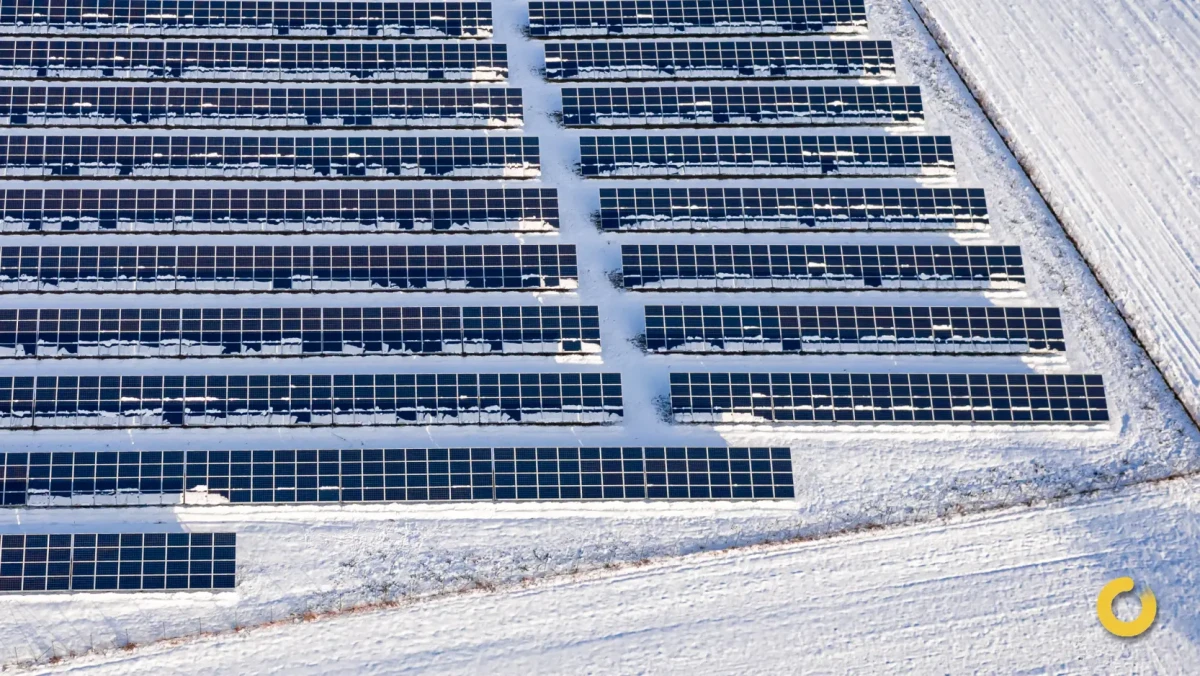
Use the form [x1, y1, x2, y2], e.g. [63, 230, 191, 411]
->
[528, 0, 866, 37]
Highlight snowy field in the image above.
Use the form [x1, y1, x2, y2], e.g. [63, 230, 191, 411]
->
[3, 0, 1200, 670]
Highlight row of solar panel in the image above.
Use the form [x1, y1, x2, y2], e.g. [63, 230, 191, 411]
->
[0, 187, 984, 233]
[528, 0, 866, 37]
[0, 305, 602, 357]
[0, 532, 235, 592]
[0, 447, 796, 504]
[0, 0, 493, 37]
[0, 244, 578, 291]
[0, 244, 1027, 292]
[561, 85, 922, 126]
[0, 187, 560, 233]
[670, 373, 1109, 424]
[544, 40, 893, 80]
[578, 135, 955, 177]
[0, 372, 626, 427]
[0, 40, 508, 81]
[0, 86, 523, 128]
[0, 135, 541, 178]
[645, 305, 1066, 354]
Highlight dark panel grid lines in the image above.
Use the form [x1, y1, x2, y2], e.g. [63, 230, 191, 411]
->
[0, 447, 794, 505]
[0, 373, 625, 428]
[0, 306, 602, 358]
[0, 533, 235, 592]
[598, 187, 988, 232]
[0, 244, 578, 293]
[579, 136, 954, 177]
[670, 373, 1110, 424]
[0, 135, 541, 179]
[0, 1, 493, 38]
[0, 187, 559, 234]
[0, 40, 508, 82]
[528, 0, 867, 37]
[562, 85, 922, 127]
[0, 86, 523, 129]
[645, 306, 1066, 354]
[544, 40, 895, 81]
[620, 244, 1025, 290]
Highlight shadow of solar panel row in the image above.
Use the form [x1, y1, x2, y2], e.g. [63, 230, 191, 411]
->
[670, 373, 1109, 424]
[562, 85, 922, 127]
[0, 187, 559, 233]
[620, 244, 1024, 290]
[0, 1, 492, 37]
[544, 40, 893, 80]
[0, 373, 625, 428]
[645, 305, 1066, 354]
[0, 305, 602, 358]
[0, 40, 507, 81]
[598, 187, 988, 231]
[0, 447, 792, 506]
[528, 0, 866, 37]
[0, 244, 578, 292]
[579, 135, 954, 177]
[0, 533, 235, 592]
[0, 86, 523, 128]
[0, 135, 540, 178]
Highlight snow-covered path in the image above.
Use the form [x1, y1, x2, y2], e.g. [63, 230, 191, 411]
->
[38, 478, 1200, 674]
[912, 0, 1200, 421]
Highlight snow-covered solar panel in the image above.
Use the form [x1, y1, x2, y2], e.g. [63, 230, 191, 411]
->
[621, 244, 1024, 290]
[0, 86, 522, 128]
[528, 0, 866, 37]
[562, 85, 922, 127]
[0, 305, 601, 357]
[0, 244, 578, 292]
[598, 187, 988, 232]
[0, 447, 793, 505]
[670, 372, 1109, 424]
[0, 40, 507, 81]
[0, 533, 235, 592]
[545, 39, 893, 81]
[0, 1, 492, 37]
[0, 372, 624, 427]
[579, 135, 954, 177]
[0, 135, 540, 178]
[645, 306, 1065, 354]
[0, 187, 559, 233]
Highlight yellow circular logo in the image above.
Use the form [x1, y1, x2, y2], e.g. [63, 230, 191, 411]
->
[1097, 577, 1156, 637]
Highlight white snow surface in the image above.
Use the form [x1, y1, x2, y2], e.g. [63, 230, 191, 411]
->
[3, 0, 1200, 669]
[912, 0, 1200, 421]
[33, 476, 1200, 675]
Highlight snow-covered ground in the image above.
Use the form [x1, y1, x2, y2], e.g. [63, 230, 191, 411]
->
[33, 475, 1200, 675]
[912, 0, 1200, 422]
[4, 0, 1200, 670]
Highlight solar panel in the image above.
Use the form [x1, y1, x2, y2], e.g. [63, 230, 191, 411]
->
[0, 447, 793, 505]
[0, 533, 235, 592]
[620, 244, 1024, 290]
[0, 187, 559, 233]
[0, 1, 493, 38]
[0, 86, 523, 128]
[528, 0, 867, 37]
[644, 306, 1065, 354]
[579, 135, 954, 177]
[562, 85, 922, 127]
[544, 40, 894, 80]
[671, 373, 1109, 424]
[0, 244, 578, 292]
[0, 372, 624, 427]
[0, 135, 540, 178]
[0, 40, 508, 81]
[597, 187, 988, 232]
[0, 305, 602, 357]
